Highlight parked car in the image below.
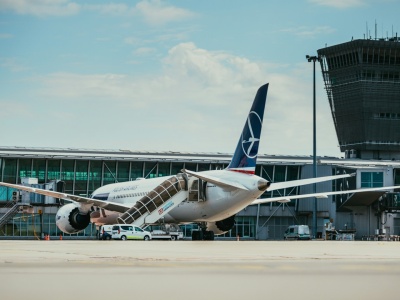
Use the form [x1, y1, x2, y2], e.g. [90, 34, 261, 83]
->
[284, 225, 311, 240]
[111, 224, 152, 241]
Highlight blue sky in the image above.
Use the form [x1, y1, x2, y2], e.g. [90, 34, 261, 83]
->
[1, 0, 399, 157]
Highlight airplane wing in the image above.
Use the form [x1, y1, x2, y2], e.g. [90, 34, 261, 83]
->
[181, 169, 249, 190]
[0, 182, 130, 213]
[251, 185, 400, 205]
[267, 173, 354, 191]
[182, 170, 353, 191]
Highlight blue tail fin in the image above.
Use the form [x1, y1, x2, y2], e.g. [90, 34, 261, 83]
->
[227, 83, 268, 174]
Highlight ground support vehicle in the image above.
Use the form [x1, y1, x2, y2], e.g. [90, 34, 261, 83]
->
[284, 225, 311, 240]
[151, 229, 183, 240]
[150, 224, 184, 240]
[111, 224, 152, 240]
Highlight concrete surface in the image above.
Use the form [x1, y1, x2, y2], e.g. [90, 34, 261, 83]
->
[1, 240, 399, 300]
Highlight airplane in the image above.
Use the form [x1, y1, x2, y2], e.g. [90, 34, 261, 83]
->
[1, 83, 399, 240]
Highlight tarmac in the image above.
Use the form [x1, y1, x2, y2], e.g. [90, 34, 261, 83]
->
[1, 240, 399, 300]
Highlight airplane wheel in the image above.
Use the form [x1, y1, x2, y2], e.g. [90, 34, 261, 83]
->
[203, 231, 215, 240]
[192, 230, 203, 240]
[192, 231, 199, 240]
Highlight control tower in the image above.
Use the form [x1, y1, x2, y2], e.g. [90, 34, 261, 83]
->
[318, 38, 400, 160]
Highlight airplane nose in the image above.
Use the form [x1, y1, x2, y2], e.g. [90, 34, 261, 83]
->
[257, 178, 270, 191]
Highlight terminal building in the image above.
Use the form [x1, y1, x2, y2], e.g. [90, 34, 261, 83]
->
[1, 147, 400, 240]
[1, 36, 400, 240]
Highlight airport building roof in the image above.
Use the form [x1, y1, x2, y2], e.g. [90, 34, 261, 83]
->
[2, 146, 400, 169]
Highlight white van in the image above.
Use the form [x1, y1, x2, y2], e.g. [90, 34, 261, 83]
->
[111, 224, 152, 241]
[284, 225, 311, 240]
[99, 225, 113, 240]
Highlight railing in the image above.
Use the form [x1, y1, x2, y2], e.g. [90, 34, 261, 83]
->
[0, 202, 24, 229]
[117, 174, 187, 225]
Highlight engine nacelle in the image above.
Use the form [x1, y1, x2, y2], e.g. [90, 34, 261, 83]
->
[205, 215, 236, 235]
[56, 203, 91, 234]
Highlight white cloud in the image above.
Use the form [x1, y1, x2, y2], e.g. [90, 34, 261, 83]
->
[0, 0, 195, 25]
[280, 26, 336, 38]
[38, 73, 134, 102]
[124, 37, 141, 46]
[163, 43, 265, 88]
[0, 57, 28, 72]
[19, 43, 339, 156]
[135, 0, 195, 25]
[0, 0, 81, 16]
[308, 0, 366, 8]
[86, 3, 130, 15]
[0, 33, 12, 39]
[0, 100, 33, 118]
[134, 47, 157, 56]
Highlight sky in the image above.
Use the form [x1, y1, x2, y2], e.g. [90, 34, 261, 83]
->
[1, 0, 399, 158]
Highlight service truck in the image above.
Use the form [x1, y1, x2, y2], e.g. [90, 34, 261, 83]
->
[150, 224, 184, 240]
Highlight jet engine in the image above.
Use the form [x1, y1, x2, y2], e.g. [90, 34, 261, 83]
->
[205, 215, 236, 235]
[55, 203, 91, 234]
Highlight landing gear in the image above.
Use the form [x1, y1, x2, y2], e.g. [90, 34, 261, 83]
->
[191, 229, 215, 240]
[191, 230, 203, 240]
[203, 230, 215, 240]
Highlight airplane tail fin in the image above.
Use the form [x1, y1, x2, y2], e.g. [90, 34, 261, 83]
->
[226, 83, 268, 175]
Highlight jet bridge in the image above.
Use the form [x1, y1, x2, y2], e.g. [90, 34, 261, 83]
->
[117, 174, 188, 228]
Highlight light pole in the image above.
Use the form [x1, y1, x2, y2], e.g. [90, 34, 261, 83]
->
[306, 54, 320, 239]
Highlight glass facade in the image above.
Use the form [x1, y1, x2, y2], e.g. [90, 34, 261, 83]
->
[258, 164, 300, 206]
[2, 158, 17, 183]
[361, 172, 384, 188]
[222, 216, 256, 238]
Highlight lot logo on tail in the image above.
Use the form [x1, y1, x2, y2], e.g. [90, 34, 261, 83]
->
[241, 111, 262, 159]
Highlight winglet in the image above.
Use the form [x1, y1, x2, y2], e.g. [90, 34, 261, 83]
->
[227, 83, 268, 175]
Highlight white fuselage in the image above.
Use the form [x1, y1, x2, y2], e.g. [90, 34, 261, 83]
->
[90, 170, 267, 226]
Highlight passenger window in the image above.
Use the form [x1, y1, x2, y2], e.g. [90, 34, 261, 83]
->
[121, 226, 130, 231]
[136, 227, 144, 232]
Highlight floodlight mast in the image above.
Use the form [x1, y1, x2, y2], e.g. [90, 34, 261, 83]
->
[306, 54, 321, 239]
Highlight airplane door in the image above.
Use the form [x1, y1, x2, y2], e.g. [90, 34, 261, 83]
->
[188, 179, 199, 201]
[188, 179, 206, 201]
